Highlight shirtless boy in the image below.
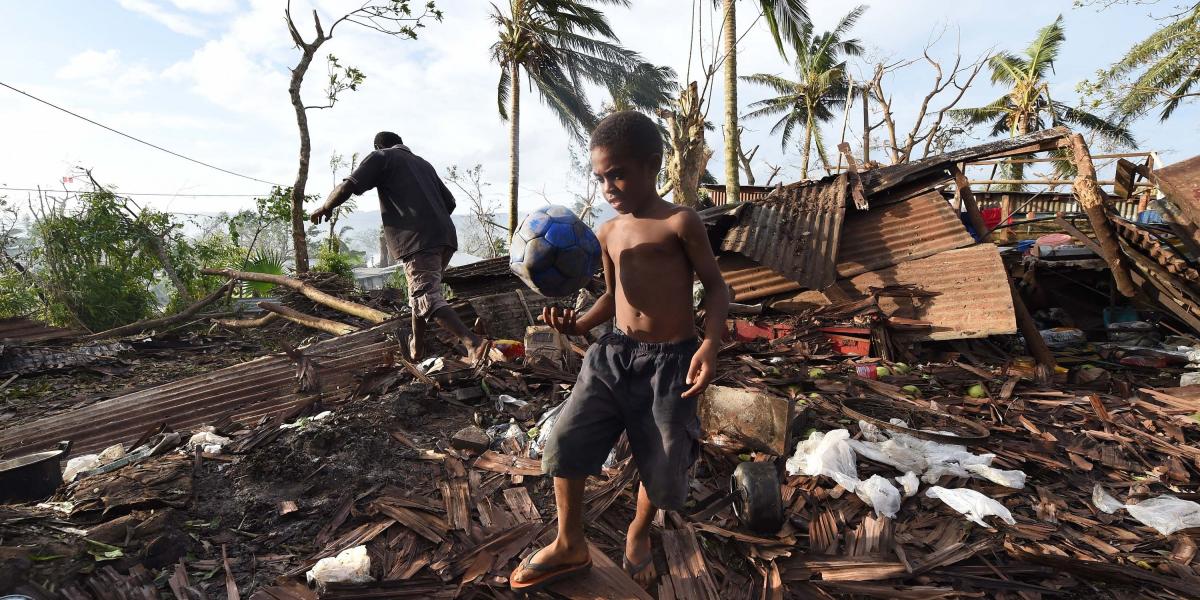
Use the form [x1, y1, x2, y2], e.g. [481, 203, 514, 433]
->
[509, 111, 730, 591]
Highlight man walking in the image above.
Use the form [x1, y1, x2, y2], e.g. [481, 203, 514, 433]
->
[311, 131, 487, 362]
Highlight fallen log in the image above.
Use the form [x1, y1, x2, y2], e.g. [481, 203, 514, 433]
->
[258, 302, 358, 336]
[202, 268, 392, 323]
[81, 280, 234, 342]
[213, 312, 280, 329]
[1069, 133, 1137, 297]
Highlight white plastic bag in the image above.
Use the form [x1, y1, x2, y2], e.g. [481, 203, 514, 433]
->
[785, 429, 859, 491]
[63, 454, 101, 483]
[1092, 484, 1123, 514]
[855, 475, 901, 518]
[897, 472, 920, 498]
[97, 444, 126, 463]
[1125, 495, 1200, 535]
[307, 545, 373, 587]
[1181, 372, 1200, 387]
[965, 464, 1027, 489]
[925, 486, 1015, 527]
[186, 431, 231, 455]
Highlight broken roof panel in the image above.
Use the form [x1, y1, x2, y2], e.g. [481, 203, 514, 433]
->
[0, 320, 404, 458]
[862, 127, 1071, 199]
[0, 317, 82, 344]
[1152, 154, 1200, 254]
[718, 255, 802, 302]
[835, 244, 1016, 341]
[720, 174, 847, 290]
[837, 190, 975, 278]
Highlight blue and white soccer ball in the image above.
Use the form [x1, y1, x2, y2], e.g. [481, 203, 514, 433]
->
[509, 205, 601, 297]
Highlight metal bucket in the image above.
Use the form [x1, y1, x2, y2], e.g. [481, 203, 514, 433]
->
[0, 441, 71, 503]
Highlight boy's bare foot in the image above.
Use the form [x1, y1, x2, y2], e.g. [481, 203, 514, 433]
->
[509, 538, 591, 591]
[407, 335, 423, 362]
[624, 528, 656, 588]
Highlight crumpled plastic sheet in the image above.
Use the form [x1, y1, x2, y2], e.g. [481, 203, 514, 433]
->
[925, 486, 1016, 527]
[897, 472, 920, 498]
[785, 429, 860, 492]
[186, 431, 232, 455]
[856, 475, 901, 518]
[847, 419, 1023, 488]
[307, 545, 373, 587]
[1094, 485, 1200, 535]
[63, 454, 101, 483]
[965, 463, 1027, 489]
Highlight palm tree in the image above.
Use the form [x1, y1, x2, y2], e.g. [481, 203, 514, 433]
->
[742, 6, 864, 179]
[606, 62, 678, 114]
[717, 0, 809, 204]
[491, 0, 647, 237]
[1093, 2, 1200, 122]
[954, 16, 1135, 146]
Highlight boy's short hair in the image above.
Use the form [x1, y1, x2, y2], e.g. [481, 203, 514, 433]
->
[374, 131, 403, 149]
[589, 111, 663, 163]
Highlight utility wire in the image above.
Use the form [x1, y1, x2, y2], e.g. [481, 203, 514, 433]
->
[0, 186, 271, 198]
[0, 80, 284, 187]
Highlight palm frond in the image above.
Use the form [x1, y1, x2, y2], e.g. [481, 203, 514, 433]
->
[1053, 101, 1136, 146]
[742, 73, 799, 95]
[1025, 15, 1065, 79]
[758, 0, 811, 58]
[496, 64, 512, 121]
[988, 52, 1027, 86]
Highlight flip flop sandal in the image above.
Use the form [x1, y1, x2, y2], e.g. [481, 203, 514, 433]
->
[623, 553, 654, 581]
[509, 548, 593, 592]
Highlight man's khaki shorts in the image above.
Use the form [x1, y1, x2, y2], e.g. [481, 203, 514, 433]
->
[401, 246, 453, 318]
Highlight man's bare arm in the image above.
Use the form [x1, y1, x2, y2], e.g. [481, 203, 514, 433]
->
[542, 222, 616, 335]
[310, 181, 354, 224]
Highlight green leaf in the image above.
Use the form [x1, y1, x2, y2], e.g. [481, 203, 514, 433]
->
[85, 539, 124, 561]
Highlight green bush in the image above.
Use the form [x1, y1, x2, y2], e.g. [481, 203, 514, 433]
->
[315, 246, 358, 283]
[0, 268, 41, 318]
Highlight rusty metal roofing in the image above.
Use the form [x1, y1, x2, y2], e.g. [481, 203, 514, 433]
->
[837, 190, 974, 278]
[835, 244, 1016, 341]
[1153, 154, 1200, 252]
[701, 184, 777, 206]
[720, 174, 847, 290]
[0, 320, 404, 459]
[443, 256, 513, 282]
[718, 255, 802, 302]
[861, 127, 1071, 198]
[0, 317, 82, 344]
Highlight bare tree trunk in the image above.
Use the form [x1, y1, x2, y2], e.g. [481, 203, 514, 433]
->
[1069, 133, 1137, 298]
[258, 301, 359, 335]
[202, 268, 392, 323]
[660, 82, 711, 208]
[722, 0, 740, 204]
[289, 44, 320, 274]
[508, 60, 521, 238]
[801, 118, 813, 179]
[148, 234, 192, 304]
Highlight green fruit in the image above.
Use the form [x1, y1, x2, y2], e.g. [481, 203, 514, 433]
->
[738, 454, 752, 462]
[892, 363, 912, 375]
[808, 368, 826, 379]
[902, 385, 921, 397]
[967, 384, 987, 398]
[808, 392, 821, 399]
[876, 366, 892, 378]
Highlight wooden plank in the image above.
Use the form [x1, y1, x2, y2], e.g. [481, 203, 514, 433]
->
[548, 544, 653, 600]
[502, 487, 541, 522]
[440, 457, 472, 531]
[950, 163, 989, 242]
[661, 526, 720, 600]
[474, 451, 543, 477]
[839, 142, 869, 210]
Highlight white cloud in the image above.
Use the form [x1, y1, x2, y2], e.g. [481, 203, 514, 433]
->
[55, 49, 155, 99]
[117, 0, 206, 37]
[169, 0, 240, 14]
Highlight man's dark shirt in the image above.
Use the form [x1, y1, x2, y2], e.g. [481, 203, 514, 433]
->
[345, 144, 457, 260]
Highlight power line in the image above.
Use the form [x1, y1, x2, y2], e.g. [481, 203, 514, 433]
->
[0, 80, 284, 187]
[0, 186, 271, 198]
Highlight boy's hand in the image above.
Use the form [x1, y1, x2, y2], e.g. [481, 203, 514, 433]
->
[309, 206, 334, 225]
[682, 341, 718, 398]
[541, 306, 579, 336]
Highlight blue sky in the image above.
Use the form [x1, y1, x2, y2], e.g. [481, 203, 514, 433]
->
[1, 0, 1196, 218]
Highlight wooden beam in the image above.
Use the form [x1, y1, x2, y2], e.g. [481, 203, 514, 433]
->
[203, 268, 392, 323]
[838, 142, 869, 210]
[950, 163, 989, 242]
[1009, 279, 1057, 382]
[258, 302, 358, 336]
[1068, 133, 1137, 298]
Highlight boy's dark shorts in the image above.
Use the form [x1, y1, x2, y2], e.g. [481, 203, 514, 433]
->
[541, 330, 702, 511]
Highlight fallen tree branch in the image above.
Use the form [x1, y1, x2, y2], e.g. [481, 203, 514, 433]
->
[202, 268, 392, 323]
[258, 301, 359, 336]
[81, 280, 234, 342]
[213, 312, 281, 329]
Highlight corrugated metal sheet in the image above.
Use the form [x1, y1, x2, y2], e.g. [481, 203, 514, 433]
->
[0, 320, 404, 459]
[718, 255, 802, 302]
[862, 127, 1071, 198]
[702, 184, 776, 206]
[720, 175, 847, 290]
[0, 317, 82, 344]
[970, 191, 1141, 220]
[837, 190, 974, 278]
[835, 244, 1016, 341]
[1153, 154, 1200, 252]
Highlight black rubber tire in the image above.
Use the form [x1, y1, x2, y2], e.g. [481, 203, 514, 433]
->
[731, 461, 783, 533]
